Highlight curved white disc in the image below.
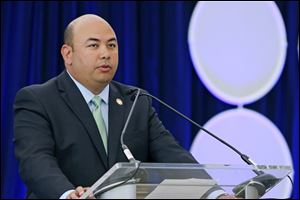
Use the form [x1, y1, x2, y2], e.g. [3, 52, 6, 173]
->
[188, 1, 287, 105]
[190, 108, 293, 198]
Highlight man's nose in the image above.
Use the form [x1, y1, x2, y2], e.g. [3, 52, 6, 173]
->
[99, 45, 110, 60]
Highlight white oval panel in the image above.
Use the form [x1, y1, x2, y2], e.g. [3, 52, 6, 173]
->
[188, 1, 287, 105]
[190, 108, 293, 198]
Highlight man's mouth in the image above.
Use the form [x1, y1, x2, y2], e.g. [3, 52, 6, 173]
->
[96, 65, 112, 72]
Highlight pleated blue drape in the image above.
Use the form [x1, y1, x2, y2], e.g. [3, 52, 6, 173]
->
[1, 1, 298, 198]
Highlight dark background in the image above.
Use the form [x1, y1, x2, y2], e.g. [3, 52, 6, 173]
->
[1, 1, 298, 198]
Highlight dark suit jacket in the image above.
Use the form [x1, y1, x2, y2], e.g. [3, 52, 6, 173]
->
[13, 70, 203, 198]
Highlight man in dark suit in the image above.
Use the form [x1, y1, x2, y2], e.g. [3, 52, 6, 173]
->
[14, 14, 233, 199]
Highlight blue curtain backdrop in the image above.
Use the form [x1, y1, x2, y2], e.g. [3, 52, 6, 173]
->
[1, 1, 298, 198]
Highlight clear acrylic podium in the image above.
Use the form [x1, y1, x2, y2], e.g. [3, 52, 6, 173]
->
[80, 162, 292, 199]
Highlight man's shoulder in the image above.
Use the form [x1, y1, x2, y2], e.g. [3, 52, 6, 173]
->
[110, 80, 148, 96]
[16, 72, 63, 98]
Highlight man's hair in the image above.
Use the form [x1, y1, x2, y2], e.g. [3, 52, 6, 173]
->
[64, 23, 73, 46]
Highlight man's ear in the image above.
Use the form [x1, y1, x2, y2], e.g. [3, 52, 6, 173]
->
[61, 44, 73, 66]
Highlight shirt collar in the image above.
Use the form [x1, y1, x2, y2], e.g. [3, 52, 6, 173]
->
[67, 70, 109, 105]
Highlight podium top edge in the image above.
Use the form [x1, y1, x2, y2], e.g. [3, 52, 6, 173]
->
[112, 162, 293, 171]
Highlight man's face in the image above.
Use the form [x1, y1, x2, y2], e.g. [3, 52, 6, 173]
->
[65, 18, 118, 93]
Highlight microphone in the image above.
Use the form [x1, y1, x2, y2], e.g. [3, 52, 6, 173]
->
[127, 88, 280, 197]
[82, 88, 142, 199]
[120, 88, 141, 163]
[129, 89, 263, 174]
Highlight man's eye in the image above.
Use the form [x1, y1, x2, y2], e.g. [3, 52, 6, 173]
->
[88, 44, 99, 48]
[108, 43, 116, 48]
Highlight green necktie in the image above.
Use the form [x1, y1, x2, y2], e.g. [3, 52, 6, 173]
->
[91, 96, 108, 153]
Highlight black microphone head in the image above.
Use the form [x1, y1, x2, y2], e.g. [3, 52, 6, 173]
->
[125, 87, 138, 101]
[126, 87, 149, 101]
[126, 87, 138, 95]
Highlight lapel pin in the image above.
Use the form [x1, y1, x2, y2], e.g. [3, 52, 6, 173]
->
[116, 98, 123, 105]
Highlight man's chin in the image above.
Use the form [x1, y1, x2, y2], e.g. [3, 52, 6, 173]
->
[95, 78, 112, 85]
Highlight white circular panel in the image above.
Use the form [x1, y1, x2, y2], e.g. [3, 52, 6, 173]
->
[190, 108, 293, 198]
[188, 1, 287, 105]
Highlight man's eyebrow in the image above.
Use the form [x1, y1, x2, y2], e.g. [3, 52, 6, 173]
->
[107, 38, 117, 42]
[85, 38, 100, 43]
[85, 37, 117, 43]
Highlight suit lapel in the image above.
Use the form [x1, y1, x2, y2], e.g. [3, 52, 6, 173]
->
[57, 71, 108, 169]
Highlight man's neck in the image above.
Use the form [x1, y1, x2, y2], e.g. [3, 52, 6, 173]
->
[66, 70, 108, 95]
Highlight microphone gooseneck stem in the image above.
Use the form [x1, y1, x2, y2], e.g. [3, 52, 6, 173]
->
[141, 92, 264, 175]
[120, 89, 141, 162]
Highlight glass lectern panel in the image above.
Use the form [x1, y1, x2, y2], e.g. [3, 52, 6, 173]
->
[80, 162, 292, 199]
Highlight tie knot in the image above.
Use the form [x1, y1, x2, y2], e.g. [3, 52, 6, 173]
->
[91, 96, 101, 108]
